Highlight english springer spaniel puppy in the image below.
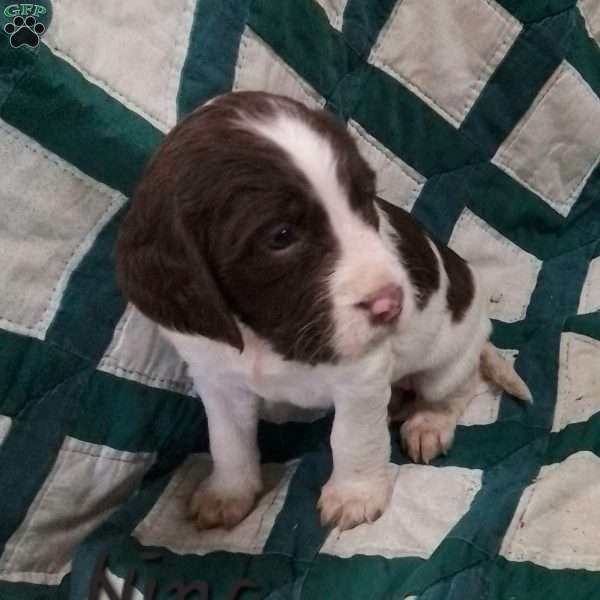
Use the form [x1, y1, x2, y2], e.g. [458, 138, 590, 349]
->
[116, 92, 531, 531]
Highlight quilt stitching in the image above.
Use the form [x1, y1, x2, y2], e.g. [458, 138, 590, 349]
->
[236, 27, 325, 106]
[459, 18, 518, 122]
[3, 0, 600, 595]
[99, 361, 193, 394]
[579, 258, 600, 313]
[501, 453, 600, 570]
[0, 449, 151, 579]
[370, 0, 521, 127]
[43, 44, 169, 132]
[347, 120, 423, 199]
[495, 61, 600, 212]
[99, 310, 193, 394]
[164, 0, 196, 128]
[452, 209, 543, 315]
[0, 454, 64, 575]
[555, 333, 574, 430]
[0, 121, 124, 337]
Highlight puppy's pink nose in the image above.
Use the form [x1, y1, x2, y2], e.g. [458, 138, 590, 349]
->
[357, 285, 403, 325]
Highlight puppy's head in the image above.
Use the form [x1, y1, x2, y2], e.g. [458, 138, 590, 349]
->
[116, 92, 413, 363]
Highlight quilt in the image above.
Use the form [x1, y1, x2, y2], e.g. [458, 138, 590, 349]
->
[1, 0, 600, 598]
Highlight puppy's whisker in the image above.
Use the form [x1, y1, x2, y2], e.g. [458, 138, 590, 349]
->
[293, 322, 318, 357]
[291, 296, 332, 361]
[293, 316, 324, 359]
[304, 319, 336, 364]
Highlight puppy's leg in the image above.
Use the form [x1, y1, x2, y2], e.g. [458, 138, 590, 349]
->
[387, 377, 415, 424]
[189, 382, 262, 530]
[481, 342, 532, 402]
[397, 333, 485, 464]
[319, 383, 392, 531]
[398, 341, 484, 463]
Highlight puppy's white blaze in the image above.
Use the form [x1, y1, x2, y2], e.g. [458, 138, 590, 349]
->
[246, 111, 409, 357]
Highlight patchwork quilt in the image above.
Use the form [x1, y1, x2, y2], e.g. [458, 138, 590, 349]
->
[2, 0, 600, 598]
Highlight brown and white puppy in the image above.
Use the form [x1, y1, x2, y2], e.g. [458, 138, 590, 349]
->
[116, 91, 530, 532]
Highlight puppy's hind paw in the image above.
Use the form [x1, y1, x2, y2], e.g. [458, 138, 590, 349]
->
[400, 406, 457, 464]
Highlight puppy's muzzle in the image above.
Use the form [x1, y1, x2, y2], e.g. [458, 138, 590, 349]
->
[356, 284, 403, 325]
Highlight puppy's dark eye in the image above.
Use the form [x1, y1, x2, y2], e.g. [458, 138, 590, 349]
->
[267, 225, 297, 251]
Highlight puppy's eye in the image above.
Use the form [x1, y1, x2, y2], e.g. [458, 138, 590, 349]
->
[267, 225, 297, 251]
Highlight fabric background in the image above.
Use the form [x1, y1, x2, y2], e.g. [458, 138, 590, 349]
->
[1, 1, 600, 598]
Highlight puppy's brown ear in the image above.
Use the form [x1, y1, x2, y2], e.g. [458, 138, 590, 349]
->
[115, 170, 244, 352]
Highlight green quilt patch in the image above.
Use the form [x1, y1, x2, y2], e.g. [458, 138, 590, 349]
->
[1, 0, 600, 598]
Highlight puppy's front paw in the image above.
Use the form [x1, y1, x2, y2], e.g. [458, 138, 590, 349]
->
[400, 406, 457, 464]
[318, 475, 392, 531]
[189, 476, 261, 530]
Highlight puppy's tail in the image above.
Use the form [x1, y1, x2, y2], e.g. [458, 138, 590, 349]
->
[480, 342, 532, 403]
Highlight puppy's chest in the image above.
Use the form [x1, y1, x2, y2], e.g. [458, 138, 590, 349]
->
[246, 354, 334, 410]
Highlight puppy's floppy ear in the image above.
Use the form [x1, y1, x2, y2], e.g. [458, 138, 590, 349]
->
[115, 159, 244, 352]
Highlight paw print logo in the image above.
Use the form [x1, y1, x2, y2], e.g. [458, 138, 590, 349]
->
[4, 15, 45, 48]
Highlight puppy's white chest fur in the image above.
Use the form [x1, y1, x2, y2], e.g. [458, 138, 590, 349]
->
[163, 325, 394, 414]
